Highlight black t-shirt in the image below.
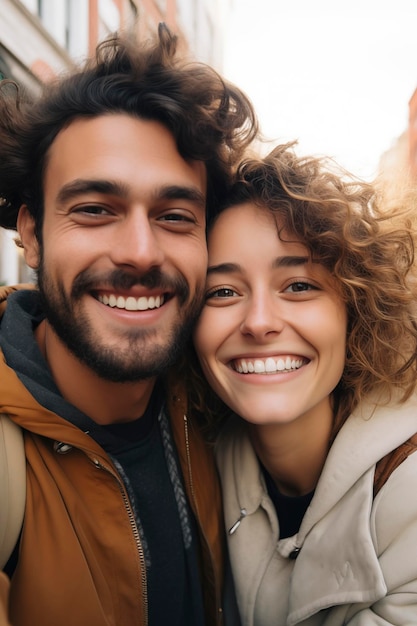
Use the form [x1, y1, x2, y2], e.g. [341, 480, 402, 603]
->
[102, 392, 205, 626]
[261, 464, 314, 539]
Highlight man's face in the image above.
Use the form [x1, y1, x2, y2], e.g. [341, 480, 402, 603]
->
[19, 114, 208, 382]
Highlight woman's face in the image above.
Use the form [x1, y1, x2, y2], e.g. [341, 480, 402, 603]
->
[194, 202, 348, 428]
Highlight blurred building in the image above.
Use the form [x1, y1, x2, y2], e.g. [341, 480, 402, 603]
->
[408, 86, 417, 180]
[378, 86, 417, 205]
[377, 131, 411, 205]
[0, 0, 230, 284]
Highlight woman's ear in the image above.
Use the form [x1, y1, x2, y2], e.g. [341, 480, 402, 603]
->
[17, 205, 40, 269]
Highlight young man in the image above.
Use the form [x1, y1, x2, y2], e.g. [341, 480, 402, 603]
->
[0, 25, 257, 626]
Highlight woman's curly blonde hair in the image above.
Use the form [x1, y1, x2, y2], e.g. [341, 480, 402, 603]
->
[185, 142, 417, 438]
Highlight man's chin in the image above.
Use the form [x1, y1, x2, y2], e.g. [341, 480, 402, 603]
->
[70, 335, 181, 382]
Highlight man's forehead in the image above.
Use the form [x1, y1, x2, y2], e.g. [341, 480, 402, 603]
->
[44, 114, 208, 200]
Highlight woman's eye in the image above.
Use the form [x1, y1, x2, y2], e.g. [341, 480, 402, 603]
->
[285, 281, 317, 293]
[206, 287, 238, 299]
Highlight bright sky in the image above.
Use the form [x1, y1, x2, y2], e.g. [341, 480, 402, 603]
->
[223, 0, 417, 180]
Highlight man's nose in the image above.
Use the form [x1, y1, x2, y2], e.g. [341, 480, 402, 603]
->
[109, 211, 165, 271]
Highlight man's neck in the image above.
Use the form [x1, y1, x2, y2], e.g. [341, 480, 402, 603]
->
[35, 319, 156, 425]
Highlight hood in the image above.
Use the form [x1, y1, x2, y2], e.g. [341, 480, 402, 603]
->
[0, 286, 113, 457]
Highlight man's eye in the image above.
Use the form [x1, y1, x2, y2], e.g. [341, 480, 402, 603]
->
[73, 205, 110, 215]
[159, 213, 194, 222]
[205, 287, 238, 299]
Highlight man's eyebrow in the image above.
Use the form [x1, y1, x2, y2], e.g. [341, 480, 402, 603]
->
[160, 185, 206, 209]
[207, 256, 309, 276]
[56, 180, 206, 209]
[56, 179, 128, 205]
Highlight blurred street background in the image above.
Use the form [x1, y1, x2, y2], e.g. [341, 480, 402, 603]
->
[1, 0, 417, 285]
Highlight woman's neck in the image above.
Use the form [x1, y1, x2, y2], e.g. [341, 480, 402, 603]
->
[248, 402, 333, 497]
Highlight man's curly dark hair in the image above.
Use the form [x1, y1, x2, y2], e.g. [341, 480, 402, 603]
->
[0, 23, 258, 241]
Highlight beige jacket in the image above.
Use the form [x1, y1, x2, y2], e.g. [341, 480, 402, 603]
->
[217, 397, 417, 626]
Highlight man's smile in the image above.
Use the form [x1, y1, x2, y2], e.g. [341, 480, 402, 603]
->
[97, 293, 166, 311]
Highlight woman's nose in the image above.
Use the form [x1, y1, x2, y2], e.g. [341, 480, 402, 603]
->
[239, 294, 285, 339]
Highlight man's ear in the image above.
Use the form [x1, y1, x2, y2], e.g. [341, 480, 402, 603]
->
[17, 205, 40, 269]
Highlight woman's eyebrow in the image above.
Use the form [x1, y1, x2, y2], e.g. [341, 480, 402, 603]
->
[272, 255, 309, 268]
[207, 256, 309, 276]
[207, 262, 240, 275]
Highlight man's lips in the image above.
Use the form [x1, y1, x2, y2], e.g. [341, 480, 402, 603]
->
[96, 293, 167, 311]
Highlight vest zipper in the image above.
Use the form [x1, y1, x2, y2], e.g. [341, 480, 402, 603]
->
[183, 413, 223, 626]
[91, 457, 148, 626]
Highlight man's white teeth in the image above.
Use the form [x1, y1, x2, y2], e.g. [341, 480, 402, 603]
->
[98, 294, 164, 311]
[234, 357, 304, 374]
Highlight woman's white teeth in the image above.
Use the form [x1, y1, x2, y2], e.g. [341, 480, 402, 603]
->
[234, 357, 304, 374]
[98, 294, 163, 311]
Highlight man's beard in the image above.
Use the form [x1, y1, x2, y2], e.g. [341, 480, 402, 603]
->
[37, 262, 204, 383]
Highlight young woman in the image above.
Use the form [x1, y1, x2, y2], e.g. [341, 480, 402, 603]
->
[192, 144, 417, 625]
